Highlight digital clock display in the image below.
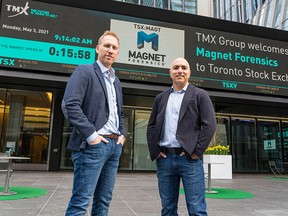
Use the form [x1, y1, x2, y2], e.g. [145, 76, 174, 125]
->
[54, 34, 93, 45]
[0, 36, 94, 65]
[0, 0, 109, 73]
[49, 47, 92, 60]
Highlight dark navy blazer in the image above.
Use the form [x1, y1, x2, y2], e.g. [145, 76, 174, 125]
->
[62, 62, 126, 151]
[147, 84, 216, 161]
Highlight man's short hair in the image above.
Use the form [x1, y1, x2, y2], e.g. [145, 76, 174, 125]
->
[98, 30, 120, 46]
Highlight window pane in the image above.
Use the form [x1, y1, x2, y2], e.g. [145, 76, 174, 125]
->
[0, 89, 7, 153]
[119, 108, 134, 170]
[257, 120, 281, 172]
[231, 118, 257, 172]
[3, 89, 52, 165]
[253, 0, 258, 14]
[282, 122, 288, 163]
[185, 0, 196, 14]
[245, 0, 251, 22]
[258, 7, 265, 26]
[171, 0, 183, 12]
[273, 0, 282, 28]
[133, 110, 156, 170]
[264, 1, 273, 27]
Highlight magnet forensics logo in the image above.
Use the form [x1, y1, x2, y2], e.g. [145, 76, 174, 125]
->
[137, 31, 158, 51]
[111, 20, 184, 69]
[6, 2, 30, 17]
[128, 25, 166, 67]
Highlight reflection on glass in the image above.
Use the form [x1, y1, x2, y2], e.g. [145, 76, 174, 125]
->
[273, 0, 281, 28]
[282, 122, 288, 163]
[252, 0, 258, 14]
[124, 0, 139, 3]
[60, 108, 154, 171]
[119, 108, 134, 170]
[0, 89, 7, 153]
[257, 120, 281, 172]
[245, 0, 251, 22]
[231, 118, 257, 172]
[258, 7, 265, 26]
[210, 117, 229, 148]
[184, 0, 196, 14]
[60, 110, 136, 170]
[60, 119, 73, 169]
[264, 1, 273, 27]
[133, 110, 156, 170]
[171, 0, 183, 12]
[142, 0, 164, 8]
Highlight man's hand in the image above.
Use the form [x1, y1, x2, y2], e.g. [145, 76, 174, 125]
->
[191, 153, 199, 159]
[117, 135, 126, 146]
[89, 135, 108, 145]
[156, 152, 167, 159]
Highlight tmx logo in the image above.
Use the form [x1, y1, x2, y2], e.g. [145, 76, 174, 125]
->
[137, 31, 159, 51]
[6, 2, 29, 18]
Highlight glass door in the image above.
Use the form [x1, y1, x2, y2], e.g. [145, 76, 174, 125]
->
[211, 116, 230, 148]
[282, 121, 288, 172]
[231, 117, 257, 172]
[119, 108, 134, 170]
[0, 89, 7, 154]
[60, 107, 137, 171]
[60, 119, 73, 169]
[257, 119, 281, 172]
[282, 121, 288, 162]
[133, 109, 156, 170]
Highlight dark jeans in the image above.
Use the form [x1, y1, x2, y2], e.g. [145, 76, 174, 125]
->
[156, 154, 207, 216]
[66, 139, 122, 216]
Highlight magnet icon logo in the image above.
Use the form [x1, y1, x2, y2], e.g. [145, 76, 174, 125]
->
[137, 31, 159, 51]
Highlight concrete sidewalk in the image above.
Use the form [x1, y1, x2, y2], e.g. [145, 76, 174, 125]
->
[0, 171, 288, 216]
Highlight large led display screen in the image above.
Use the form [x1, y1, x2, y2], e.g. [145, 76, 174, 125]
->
[0, 0, 288, 96]
[187, 28, 288, 96]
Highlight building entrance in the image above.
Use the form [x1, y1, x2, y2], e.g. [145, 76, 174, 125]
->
[60, 90, 288, 173]
[257, 120, 282, 172]
[217, 115, 288, 173]
[231, 117, 257, 172]
[61, 108, 288, 173]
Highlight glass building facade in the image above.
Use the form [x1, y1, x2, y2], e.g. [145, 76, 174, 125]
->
[213, 0, 288, 31]
[116, 0, 288, 30]
[115, 0, 197, 14]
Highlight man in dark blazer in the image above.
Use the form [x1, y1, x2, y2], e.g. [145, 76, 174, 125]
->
[62, 31, 126, 216]
[147, 58, 216, 216]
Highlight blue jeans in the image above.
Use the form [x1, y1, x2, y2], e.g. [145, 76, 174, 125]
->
[66, 139, 122, 216]
[156, 154, 207, 216]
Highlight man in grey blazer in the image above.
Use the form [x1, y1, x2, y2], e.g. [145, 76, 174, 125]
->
[62, 31, 126, 216]
[147, 58, 216, 216]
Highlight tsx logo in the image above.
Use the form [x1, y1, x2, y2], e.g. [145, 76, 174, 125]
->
[0, 58, 15, 66]
[6, 2, 29, 18]
[137, 31, 159, 51]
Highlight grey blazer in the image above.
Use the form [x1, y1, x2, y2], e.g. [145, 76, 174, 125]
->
[147, 84, 216, 161]
[62, 62, 126, 151]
